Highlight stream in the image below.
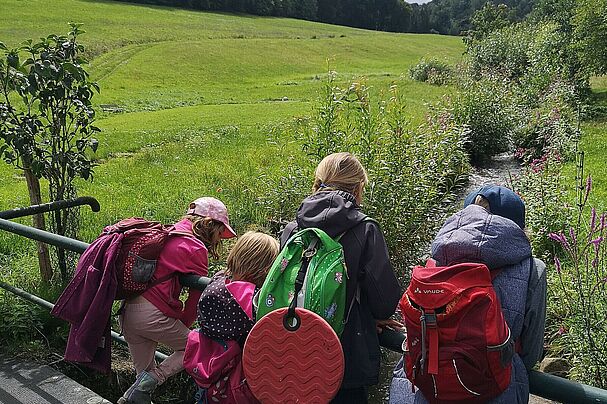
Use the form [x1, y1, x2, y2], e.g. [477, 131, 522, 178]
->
[368, 153, 521, 403]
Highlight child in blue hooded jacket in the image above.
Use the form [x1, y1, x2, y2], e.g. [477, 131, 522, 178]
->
[389, 185, 547, 404]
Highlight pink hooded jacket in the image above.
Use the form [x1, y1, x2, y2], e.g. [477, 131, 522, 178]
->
[142, 218, 209, 327]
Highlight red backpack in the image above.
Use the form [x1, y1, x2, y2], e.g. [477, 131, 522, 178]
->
[400, 260, 514, 403]
[102, 218, 194, 299]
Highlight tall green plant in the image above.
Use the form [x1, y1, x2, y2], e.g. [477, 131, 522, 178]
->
[0, 23, 99, 282]
[547, 153, 607, 388]
[262, 73, 470, 273]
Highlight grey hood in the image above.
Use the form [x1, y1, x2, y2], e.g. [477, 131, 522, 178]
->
[431, 204, 531, 270]
[295, 190, 367, 238]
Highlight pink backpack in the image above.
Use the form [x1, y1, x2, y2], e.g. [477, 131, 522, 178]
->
[101, 218, 193, 299]
[184, 329, 258, 403]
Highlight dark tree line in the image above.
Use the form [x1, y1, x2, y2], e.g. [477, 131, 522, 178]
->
[114, 0, 536, 34]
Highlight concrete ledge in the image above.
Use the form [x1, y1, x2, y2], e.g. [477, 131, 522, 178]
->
[0, 355, 111, 404]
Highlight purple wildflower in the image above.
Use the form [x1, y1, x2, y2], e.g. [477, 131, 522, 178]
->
[549, 232, 571, 251]
[569, 227, 577, 245]
[601, 213, 606, 231]
[554, 256, 562, 274]
[558, 326, 566, 336]
[590, 237, 603, 246]
[585, 175, 592, 202]
[590, 208, 597, 232]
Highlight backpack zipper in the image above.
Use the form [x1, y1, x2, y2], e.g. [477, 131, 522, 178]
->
[453, 359, 481, 396]
[303, 247, 342, 305]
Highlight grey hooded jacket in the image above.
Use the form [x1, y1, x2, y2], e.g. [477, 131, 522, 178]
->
[389, 204, 546, 404]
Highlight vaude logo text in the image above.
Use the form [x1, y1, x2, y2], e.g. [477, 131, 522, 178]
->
[414, 287, 445, 294]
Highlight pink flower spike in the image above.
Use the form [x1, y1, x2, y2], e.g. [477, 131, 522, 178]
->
[569, 227, 577, 245]
[590, 237, 603, 246]
[585, 175, 592, 201]
[590, 208, 597, 232]
[548, 232, 562, 242]
[554, 256, 562, 274]
[558, 326, 566, 335]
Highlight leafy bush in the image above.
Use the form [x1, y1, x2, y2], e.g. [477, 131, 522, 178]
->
[511, 151, 573, 259]
[446, 73, 520, 164]
[409, 58, 453, 86]
[260, 73, 470, 274]
[456, 21, 582, 164]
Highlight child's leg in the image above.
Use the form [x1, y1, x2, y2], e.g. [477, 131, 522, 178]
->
[120, 296, 190, 384]
[119, 299, 159, 374]
[146, 316, 190, 384]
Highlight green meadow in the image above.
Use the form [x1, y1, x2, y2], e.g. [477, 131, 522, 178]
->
[1, 0, 605, 256]
[0, 0, 463, 252]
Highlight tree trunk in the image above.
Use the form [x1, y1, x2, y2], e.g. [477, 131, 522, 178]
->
[23, 167, 53, 282]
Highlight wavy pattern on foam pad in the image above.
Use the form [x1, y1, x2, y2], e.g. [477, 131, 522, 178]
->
[243, 307, 344, 403]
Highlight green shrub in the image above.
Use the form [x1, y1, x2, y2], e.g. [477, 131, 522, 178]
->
[511, 151, 574, 259]
[447, 73, 520, 164]
[409, 58, 453, 86]
[260, 74, 470, 274]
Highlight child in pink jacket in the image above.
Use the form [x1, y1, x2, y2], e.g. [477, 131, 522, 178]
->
[118, 197, 236, 404]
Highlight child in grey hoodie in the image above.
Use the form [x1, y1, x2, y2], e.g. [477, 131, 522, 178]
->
[389, 185, 546, 404]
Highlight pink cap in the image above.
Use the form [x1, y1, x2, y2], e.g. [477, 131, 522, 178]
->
[186, 197, 236, 239]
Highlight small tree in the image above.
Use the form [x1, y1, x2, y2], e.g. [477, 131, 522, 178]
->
[0, 23, 99, 282]
[464, 3, 514, 47]
[573, 0, 607, 76]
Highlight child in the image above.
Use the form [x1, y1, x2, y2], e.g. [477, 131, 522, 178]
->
[389, 185, 546, 404]
[118, 197, 236, 404]
[280, 152, 401, 403]
[186, 231, 279, 403]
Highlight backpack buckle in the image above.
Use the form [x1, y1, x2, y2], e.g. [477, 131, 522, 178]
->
[424, 312, 437, 328]
[303, 248, 316, 258]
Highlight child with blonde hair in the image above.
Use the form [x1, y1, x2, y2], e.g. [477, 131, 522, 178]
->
[184, 231, 279, 403]
[280, 152, 401, 403]
[198, 231, 279, 341]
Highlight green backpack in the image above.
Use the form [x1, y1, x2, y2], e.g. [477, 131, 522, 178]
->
[256, 227, 349, 335]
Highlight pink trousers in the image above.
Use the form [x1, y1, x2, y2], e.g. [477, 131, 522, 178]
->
[119, 296, 190, 384]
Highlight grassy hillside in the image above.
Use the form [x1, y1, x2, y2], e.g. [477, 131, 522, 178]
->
[0, 0, 465, 247]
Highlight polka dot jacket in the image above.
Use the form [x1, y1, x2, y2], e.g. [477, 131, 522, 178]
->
[198, 272, 258, 341]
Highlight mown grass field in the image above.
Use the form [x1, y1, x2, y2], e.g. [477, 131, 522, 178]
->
[0, 0, 465, 263]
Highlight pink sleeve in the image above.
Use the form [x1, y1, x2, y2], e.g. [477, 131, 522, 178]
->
[174, 241, 209, 277]
[182, 289, 202, 327]
[174, 242, 208, 326]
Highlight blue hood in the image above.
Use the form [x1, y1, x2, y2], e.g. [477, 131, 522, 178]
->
[431, 205, 531, 270]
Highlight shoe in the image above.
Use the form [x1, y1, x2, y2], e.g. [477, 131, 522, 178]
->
[117, 371, 158, 404]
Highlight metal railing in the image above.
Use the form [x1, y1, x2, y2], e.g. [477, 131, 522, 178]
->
[0, 197, 101, 219]
[1, 206, 606, 403]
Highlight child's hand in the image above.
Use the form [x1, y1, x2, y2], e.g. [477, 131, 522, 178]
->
[376, 318, 404, 334]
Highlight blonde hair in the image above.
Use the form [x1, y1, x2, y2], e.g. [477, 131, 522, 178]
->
[474, 195, 491, 211]
[312, 152, 369, 201]
[185, 214, 225, 260]
[226, 231, 279, 287]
